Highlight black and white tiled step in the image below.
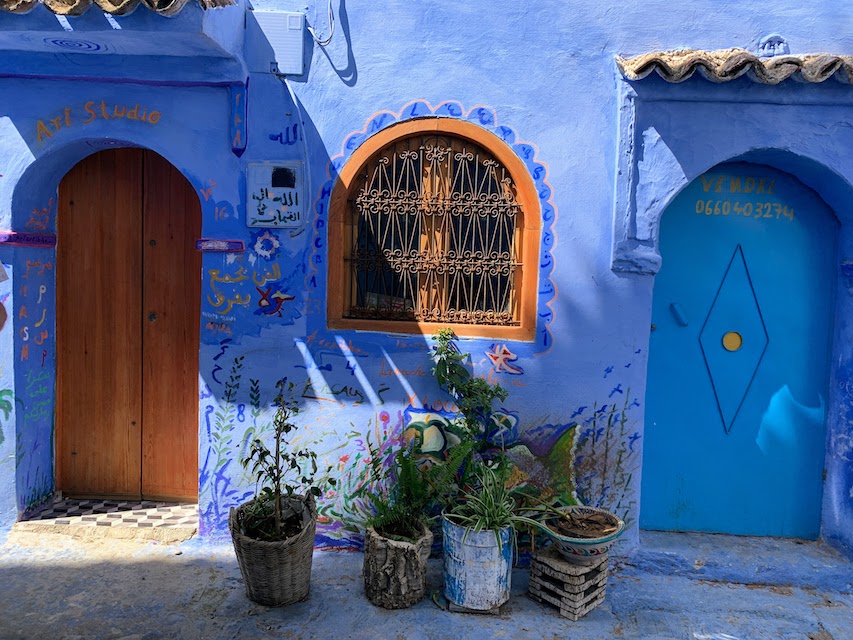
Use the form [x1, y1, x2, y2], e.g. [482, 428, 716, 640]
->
[24, 498, 198, 530]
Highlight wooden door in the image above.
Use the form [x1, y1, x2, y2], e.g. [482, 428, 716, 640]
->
[642, 163, 837, 538]
[57, 148, 200, 501]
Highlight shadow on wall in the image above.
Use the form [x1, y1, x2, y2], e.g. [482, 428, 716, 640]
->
[246, 0, 356, 87]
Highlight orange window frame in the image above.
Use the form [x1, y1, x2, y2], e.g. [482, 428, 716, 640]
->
[327, 118, 541, 341]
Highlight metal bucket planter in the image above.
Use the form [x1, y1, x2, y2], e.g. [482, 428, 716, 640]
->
[442, 514, 512, 611]
[229, 493, 317, 606]
[363, 523, 434, 609]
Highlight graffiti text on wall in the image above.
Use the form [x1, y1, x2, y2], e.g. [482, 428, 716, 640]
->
[246, 163, 304, 228]
[36, 101, 162, 142]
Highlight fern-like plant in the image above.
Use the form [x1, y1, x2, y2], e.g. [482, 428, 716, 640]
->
[431, 328, 508, 444]
[431, 328, 509, 492]
[357, 437, 469, 543]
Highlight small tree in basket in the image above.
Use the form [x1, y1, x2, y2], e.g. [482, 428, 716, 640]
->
[239, 379, 333, 541]
[230, 379, 333, 607]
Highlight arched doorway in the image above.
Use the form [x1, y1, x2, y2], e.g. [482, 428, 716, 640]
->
[642, 162, 838, 538]
[55, 148, 201, 501]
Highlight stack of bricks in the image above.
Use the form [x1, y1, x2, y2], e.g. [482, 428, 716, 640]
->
[528, 546, 608, 620]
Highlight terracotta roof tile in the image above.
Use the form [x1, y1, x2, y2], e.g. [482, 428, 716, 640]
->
[1, 0, 232, 15]
[617, 48, 853, 85]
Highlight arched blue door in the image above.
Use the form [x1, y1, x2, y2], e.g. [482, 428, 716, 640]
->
[642, 163, 837, 538]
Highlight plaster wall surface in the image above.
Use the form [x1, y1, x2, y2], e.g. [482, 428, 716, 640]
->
[0, 0, 850, 556]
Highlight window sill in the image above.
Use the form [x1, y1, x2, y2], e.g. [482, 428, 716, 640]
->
[326, 317, 536, 342]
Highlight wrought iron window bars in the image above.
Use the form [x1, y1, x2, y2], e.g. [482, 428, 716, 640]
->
[345, 134, 522, 326]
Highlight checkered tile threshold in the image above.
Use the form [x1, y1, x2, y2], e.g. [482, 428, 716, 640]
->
[24, 498, 198, 530]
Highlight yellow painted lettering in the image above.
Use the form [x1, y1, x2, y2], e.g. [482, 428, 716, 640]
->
[148, 111, 160, 124]
[20, 343, 28, 362]
[50, 116, 62, 131]
[126, 105, 140, 120]
[729, 177, 741, 192]
[714, 176, 724, 192]
[112, 105, 126, 118]
[64, 107, 72, 126]
[82, 101, 96, 124]
[767, 180, 775, 194]
[18, 305, 26, 319]
[745, 177, 756, 193]
[701, 175, 715, 192]
[757, 178, 766, 194]
[36, 120, 53, 142]
[99, 100, 111, 120]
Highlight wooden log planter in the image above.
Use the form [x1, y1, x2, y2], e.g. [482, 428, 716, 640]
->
[363, 524, 433, 609]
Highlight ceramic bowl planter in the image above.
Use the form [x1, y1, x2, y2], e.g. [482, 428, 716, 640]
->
[229, 493, 318, 606]
[541, 505, 625, 564]
[442, 514, 513, 611]
[363, 523, 434, 609]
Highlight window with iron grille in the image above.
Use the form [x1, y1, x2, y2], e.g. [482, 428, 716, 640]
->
[328, 119, 539, 339]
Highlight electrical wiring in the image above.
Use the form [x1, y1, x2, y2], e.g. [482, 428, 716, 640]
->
[306, 0, 335, 47]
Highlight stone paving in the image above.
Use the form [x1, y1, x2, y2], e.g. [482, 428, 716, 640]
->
[0, 527, 849, 639]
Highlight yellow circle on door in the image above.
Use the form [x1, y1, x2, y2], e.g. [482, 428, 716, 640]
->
[722, 331, 743, 352]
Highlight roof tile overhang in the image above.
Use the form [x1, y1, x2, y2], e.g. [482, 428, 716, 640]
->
[617, 48, 853, 85]
[1, 0, 233, 17]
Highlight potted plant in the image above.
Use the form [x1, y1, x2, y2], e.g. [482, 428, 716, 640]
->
[358, 438, 464, 609]
[229, 379, 332, 606]
[442, 462, 541, 611]
[538, 504, 625, 564]
[429, 329, 540, 611]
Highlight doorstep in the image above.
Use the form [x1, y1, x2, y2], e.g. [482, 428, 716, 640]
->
[622, 530, 853, 593]
[15, 497, 198, 543]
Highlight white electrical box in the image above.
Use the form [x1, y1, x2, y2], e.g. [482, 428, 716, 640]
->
[245, 10, 305, 76]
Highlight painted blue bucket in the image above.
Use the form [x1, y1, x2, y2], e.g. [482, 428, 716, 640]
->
[442, 515, 512, 610]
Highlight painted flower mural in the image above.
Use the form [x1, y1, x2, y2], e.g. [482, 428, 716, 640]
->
[251, 229, 281, 261]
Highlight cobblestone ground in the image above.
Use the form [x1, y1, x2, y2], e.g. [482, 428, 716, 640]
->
[0, 529, 850, 639]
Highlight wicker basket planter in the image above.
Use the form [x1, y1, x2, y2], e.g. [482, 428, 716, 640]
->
[229, 493, 317, 606]
[363, 523, 433, 609]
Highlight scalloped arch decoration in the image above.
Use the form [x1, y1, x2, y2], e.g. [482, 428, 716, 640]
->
[307, 100, 558, 354]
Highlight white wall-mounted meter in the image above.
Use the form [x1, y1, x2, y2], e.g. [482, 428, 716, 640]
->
[245, 10, 305, 76]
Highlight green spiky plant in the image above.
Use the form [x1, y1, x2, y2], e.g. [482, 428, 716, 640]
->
[447, 461, 543, 548]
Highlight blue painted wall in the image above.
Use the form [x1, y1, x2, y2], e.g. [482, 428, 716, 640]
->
[0, 0, 849, 556]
